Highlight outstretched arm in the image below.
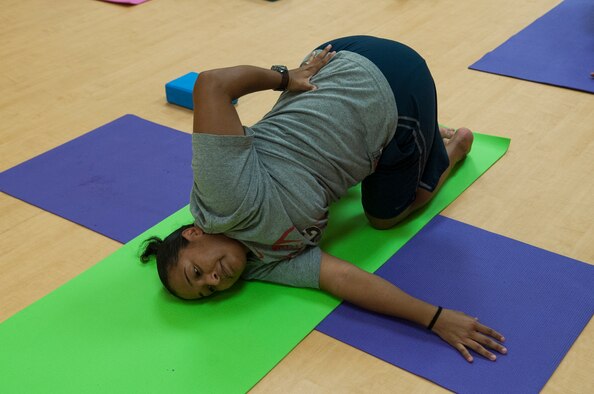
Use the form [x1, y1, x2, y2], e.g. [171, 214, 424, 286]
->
[192, 44, 336, 135]
[319, 251, 507, 363]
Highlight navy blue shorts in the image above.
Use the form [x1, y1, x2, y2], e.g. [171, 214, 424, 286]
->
[317, 36, 450, 219]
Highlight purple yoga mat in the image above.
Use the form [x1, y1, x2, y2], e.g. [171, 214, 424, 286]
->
[317, 215, 594, 393]
[0, 115, 192, 243]
[469, 0, 594, 93]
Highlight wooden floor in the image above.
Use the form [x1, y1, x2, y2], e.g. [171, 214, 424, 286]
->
[1, 0, 592, 392]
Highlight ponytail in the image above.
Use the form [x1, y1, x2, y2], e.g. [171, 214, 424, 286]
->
[140, 236, 163, 262]
[140, 223, 195, 297]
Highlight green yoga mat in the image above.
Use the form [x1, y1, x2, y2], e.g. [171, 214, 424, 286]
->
[0, 133, 509, 393]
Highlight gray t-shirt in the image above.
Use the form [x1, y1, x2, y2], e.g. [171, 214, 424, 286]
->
[190, 50, 398, 288]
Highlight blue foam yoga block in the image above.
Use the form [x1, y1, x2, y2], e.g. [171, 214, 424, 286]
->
[165, 72, 238, 110]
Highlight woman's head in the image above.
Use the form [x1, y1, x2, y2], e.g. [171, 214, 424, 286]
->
[140, 224, 248, 300]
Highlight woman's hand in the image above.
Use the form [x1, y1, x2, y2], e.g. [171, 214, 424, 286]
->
[431, 308, 507, 362]
[287, 44, 336, 92]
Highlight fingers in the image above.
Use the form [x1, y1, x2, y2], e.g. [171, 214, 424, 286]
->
[455, 343, 474, 363]
[455, 337, 497, 363]
[306, 45, 336, 67]
[476, 322, 506, 343]
[465, 339, 498, 361]
[458, 337, 501, 363]
[463, 320, 508, 361]
[320, 44, 332, 56]
[474, 333, 508, 357]
[437, 310, 508, 363]
[314, 44, 333, 60]
[474, 324, 507, 355]
[317, 45, 336, 65]
[324, 50, 337, 64]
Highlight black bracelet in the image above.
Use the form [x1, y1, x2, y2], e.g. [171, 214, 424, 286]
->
[277, 69, 289, 91]
[427, 306, 443, 331]
[271, 65, 289, 91]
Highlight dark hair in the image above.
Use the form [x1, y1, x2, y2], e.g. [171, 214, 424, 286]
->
[140, 223, 195, 297]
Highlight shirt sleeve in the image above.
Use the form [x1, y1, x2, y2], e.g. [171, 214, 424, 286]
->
[191, 130, 262, 226]
[241, 246, 322, 288]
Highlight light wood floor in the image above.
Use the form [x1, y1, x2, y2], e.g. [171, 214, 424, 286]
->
[1, 0, 592, 392]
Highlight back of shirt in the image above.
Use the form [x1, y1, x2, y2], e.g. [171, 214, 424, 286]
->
[190, 50, 397, 288]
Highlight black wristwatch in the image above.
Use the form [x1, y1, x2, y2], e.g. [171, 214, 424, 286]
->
[271, 65, 289, 91]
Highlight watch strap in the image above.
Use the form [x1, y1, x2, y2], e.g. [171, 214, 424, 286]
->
[271, 65, 289, 91]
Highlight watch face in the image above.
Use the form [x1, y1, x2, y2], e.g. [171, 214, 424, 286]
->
[272, 65, 287, 73]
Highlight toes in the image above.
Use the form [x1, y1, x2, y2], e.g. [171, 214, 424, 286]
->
[446, 127, 474, 162]
[439, 126, 455, 139]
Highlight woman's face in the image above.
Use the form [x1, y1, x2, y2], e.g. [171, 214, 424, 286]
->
[167, 227, 248, 300]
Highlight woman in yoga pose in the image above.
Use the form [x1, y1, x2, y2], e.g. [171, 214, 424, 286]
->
[141, 36, 507, 363]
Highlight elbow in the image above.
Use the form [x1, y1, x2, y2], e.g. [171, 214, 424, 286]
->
[319, 254, 353, 298]
[193, 70, 223, 101]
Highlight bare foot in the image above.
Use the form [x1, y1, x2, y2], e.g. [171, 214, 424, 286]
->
[439, 126, 455, 145]
[446, 127, 474, 164]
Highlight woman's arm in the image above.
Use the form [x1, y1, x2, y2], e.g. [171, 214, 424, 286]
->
[319, 251, 507, 363]
[192, 45, 336, 135]
[192, 66, 278, 136]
